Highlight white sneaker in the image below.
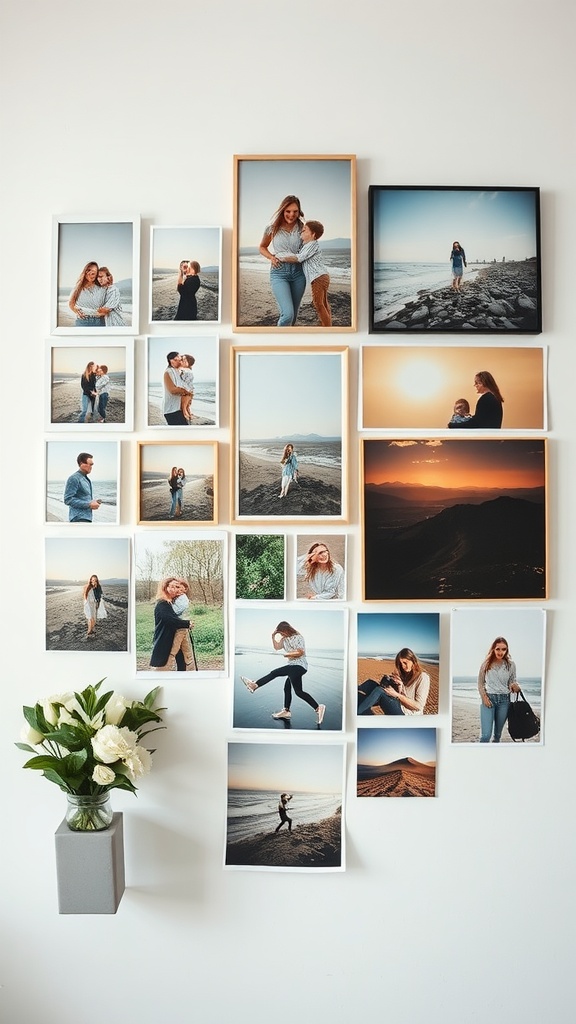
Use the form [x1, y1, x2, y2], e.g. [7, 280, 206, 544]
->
[316, 704, 326, 725]
[241, 676, 258, 693]
[272, 709, 291, 719]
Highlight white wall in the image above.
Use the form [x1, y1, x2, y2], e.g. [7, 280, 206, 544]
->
[1, 1, 575, 1021]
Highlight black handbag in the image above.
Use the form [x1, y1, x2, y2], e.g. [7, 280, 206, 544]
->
[507, 689, 540, 742]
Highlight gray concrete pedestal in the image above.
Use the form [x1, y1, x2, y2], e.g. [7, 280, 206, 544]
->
[55, 812, 125, 914]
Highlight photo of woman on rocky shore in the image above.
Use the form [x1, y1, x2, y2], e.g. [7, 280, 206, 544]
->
[369, 186, 541, 333]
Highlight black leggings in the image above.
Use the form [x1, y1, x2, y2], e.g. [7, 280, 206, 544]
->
[255, 665, 318, 712]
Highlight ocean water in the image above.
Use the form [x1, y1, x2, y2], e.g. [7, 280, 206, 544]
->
[233, 649, 344, 731]
[240, 249, 351, 281]
[359, 653, 439, 666]
[373, 262, 483, 320]
[240, 439, 341, 471]
[46, 479, 117, 524]
[453, 675, 541, 710]
[148, 380, 216, 423]
[227, 788, 341, 844]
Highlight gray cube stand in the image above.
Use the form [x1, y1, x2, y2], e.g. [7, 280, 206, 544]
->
[55, 812, 125, 914]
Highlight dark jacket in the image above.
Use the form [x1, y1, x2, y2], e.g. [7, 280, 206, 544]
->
[448, 391, 502, 429]
[150, 600, 190, 667]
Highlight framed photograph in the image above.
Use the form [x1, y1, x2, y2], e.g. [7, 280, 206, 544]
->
[450, 608, 545, 745]
[134, 531, 226, 676]
[369, 186, 542, 334]
[46, 339, 134, 431]
[45, 441, 120, 526]
[51, 215, 140, 334]
[233, 155, 356, 332]
[360, 346, 546, 431]
[356, 612, 440, 716]
[235, 534, 286, 601]
[145, 335, 219, 428]
[225, 740, 345, 871]
[149, 225, 222, 324]
[295, 534, 347, 601]
[357, 729, 437, 798]
[137, 442, 217, 525]
[232, 606, 347, 732]
[45, 537, 130, 652]
[231, 347, 348, 523]
[362, 438, 547, 601]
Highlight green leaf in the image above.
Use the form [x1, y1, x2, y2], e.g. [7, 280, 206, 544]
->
[63, 749, 88, 774]
[41, 769, 71, 791]
[143, 686, 162, 709]
[44, 723, 88, 750]
[94, 689, 114, 715]
[22, 754, 64, 771]
[107, 775, 137, 794]
[15, 742, 38, 753]
[23, 705, 46, 736]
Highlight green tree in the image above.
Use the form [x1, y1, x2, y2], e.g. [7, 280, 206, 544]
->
[236, 534, 285, 600]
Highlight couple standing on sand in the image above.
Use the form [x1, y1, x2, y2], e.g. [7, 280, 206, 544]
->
[163, 351, 196, 425]
[79, 360, 112, 423]
[175, 260, 202, 320]
[259, 195, 332, 327]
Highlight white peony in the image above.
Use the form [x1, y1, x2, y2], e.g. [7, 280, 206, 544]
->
[91, 725, 138, 764]
[123, 745, 152, 782]
[92, 764, 116, 785]
[20, 723, 44, 746]
[104, 694, 128, 726]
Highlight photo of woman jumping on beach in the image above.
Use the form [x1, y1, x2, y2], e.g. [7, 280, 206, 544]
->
[233, 606, 346, 731]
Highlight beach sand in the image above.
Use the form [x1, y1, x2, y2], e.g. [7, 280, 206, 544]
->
[151, 270, 220, 322]
[451, 695, 542, 744]
[50, 379, 126, 425]
[139, 476, 215, 523]
[225, 808, 342, 868]
[238, 452, 342, 519]
[357, 658, 439, 716]
[147, 402, 215, 428]
[46, 584, 128, 652]
[237, 267, 351, 328]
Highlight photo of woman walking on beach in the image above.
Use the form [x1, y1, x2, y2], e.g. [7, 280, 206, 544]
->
[259, 196, 306, 327]
[168, 467, 186, 518]
[150, 576, 192, 671]
[297, 541, 345, 600]
[175, 261, 201, 321]
[448, 371, 504, 429]
[96, 267, 125, 327]
[83, 573, 106, 639]
[78, 361, 97, 423]
[450, 241, 467, 292]
[279, 443, 298, 498]
[241, 621, 326, 726]
[68, 262, 106, 326]
[477, 636, 520, 742]
[357, 648, 431, 717]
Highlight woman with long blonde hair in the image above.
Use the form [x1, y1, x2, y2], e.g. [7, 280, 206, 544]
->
[68, 261, 106, 326]
[478, 636, 520, 742]
[83, 573, 106, 638]
[279, 442, 298, 498]
[358, 648, 431, 716]
[258, 195, 306, 326]
[78, 360, 97, 423]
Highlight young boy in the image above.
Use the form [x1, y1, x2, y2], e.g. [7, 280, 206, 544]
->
[95, 364, 110, 423]
[283, 220, 332, 326]
[166, 579, 196, 671]
[448, 398, 472, 426]
[179, 354, 195, 422]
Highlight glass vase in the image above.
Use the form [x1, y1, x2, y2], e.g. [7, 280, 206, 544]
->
[65, 793, 113, 831]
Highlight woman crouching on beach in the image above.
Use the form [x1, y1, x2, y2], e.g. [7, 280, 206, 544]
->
[478, 636, 520, 742]
[297, 542, 345, 600]
[259, 195, 306, 326]
[241, 620, 326, 725]
[279, 443, 298, 498]
[83, 573, 106, 638]
[357, 648, 430, 716]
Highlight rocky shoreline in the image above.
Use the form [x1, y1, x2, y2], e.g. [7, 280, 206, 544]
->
[376, 261, 540, 332]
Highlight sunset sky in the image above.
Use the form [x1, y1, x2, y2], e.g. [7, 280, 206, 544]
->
[361, 346, 545, 429]
[228, 741, 344, 793]
[363, 438, 546, 490]
[51, 344, 127, 376]
[139, 442, 216, 476]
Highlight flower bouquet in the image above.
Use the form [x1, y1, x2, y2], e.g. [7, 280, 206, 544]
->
[16, 680, 165, 830]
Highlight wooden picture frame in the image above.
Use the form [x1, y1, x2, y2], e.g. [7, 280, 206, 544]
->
[137, 441, 218, 525]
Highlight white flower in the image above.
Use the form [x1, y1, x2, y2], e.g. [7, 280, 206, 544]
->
[123, 745, 152, 782]
[92, 764, 116, 785]
[57, 708, 75, 726]
[20, 724, 44, 746]
[104, 693, 128, 726]
[91, 724, 138, 764]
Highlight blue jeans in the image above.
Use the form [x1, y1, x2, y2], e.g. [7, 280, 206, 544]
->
[480, 692, 510, 742]
[79, 392, 95, 422]
[170, 489, 182, 516]
[75, 316, 105, 327]
[98, 393, 109, 420]
[358, 679, 404, 716]
[270, 264, 306, 326]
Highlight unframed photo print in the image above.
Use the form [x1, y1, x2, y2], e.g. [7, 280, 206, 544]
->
[295, 534, 347, 601]
[356, 612, 440, 717]
[357, 728, 437, 797]
[235, 534, 286, 601]
[46, 339, 134, 431]
[225, 740, 345, 871]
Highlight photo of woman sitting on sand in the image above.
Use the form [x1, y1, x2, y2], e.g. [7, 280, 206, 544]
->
[241, 620, 326, 726]
[150, 576, 193, 671]
[296, 539, 346, 600]
[83, 573, 107, 639]
[447, 371, 504, 429]
[357, 648, 431, 717]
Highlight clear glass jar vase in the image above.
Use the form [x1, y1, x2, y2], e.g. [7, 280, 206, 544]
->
[66, 793, 113, 831]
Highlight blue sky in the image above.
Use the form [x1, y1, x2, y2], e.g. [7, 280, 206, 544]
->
[139, 442, 216, 475]
[237, 351, 343, 438]
[228, 740, 344, 793]
[357, 727, 436, 767]
[58, 220, 134, 287]
[238, 158, 353, 247]
[147, 336, 218, 385]
[373, 188, 538, 262]
[358, 612, 440, 657]
[451, 608, 545, 678]
[51, 344, 126, 375]
[46, 440, 118, 480]
[45, 537, 129, 581]
[151, 226, 221, 269]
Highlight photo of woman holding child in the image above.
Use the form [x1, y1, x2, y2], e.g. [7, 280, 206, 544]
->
[150, 577, 195, 671]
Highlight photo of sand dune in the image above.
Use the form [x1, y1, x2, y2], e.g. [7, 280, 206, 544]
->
[357, 728, 437, 798]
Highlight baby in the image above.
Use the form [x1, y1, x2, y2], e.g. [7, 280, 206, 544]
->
[448, 398, 472, 426]
[166, 579, 196, 671]
[179, 354, 195, 422]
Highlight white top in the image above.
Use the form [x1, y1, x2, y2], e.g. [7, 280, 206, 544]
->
[282, 632, 308, 670]
[297, 554, 345, 600]
[172, 594, 189, 616]
[73, 284, 107, 316]
[478, 660, 517, 696]
[266, 222, 302, 257]
[295, 239, 328, 284]
[95, 374, 110, 394]
[103, 285, 125, 327]
[401, 672, 431, 716]
[180, 368, 195, 391]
